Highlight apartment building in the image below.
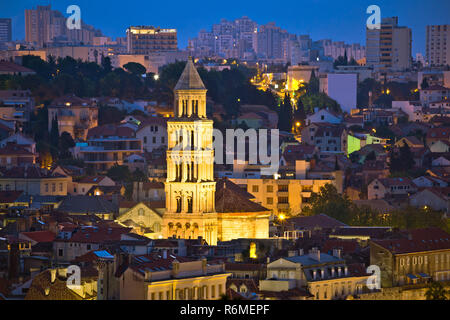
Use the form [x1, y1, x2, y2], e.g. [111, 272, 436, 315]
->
[230, 159, 343, 215]
[426, 25, 450, 66]
[136, 117, 167, 152]
[260, 248, 369, 300]
[25, 5, 102, 47]
[0, 166, 70, 196]
[126, 26, 177, 55]
[118, 253, 230, 300]
[366, 17, 412, 72]
[370, 228, 450, 288]
[79, 123, 142, 172]
[48, 95, 98, 140]
[0, 18, 12, 45]
[301, 123, 348, 156]
[0, 90, 35, 126]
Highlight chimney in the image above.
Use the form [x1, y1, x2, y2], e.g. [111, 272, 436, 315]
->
[144, 269, 151, 281]
[50, 269, 56, 283]
[288, 250, 298, 257]
[333, 249, 342, 259]
[313, 270, 317, 280]
[344, 266, 348, 276]
[309, 248, 320, 262]
[321, 268, 325, 279]
[338, 267, 342, 277]
[201, 258, 207, 275]
[331, 267, 335, 278]
[139, 181, 143, 200]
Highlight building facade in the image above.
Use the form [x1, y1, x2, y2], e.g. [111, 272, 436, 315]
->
[126, 26, 177, 55]
[426, 25, 450, 67]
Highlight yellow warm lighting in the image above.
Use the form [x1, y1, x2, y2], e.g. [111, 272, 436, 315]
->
[296, 122, 300, 127]
[249, 242, 257, 259]
[386, 89, 390, 94]
[279, 214, 285, 221]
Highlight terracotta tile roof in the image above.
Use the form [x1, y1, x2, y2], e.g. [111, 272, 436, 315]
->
[57, 195, 117, 214]
[215, 178, 269, 213]
[129, 253, 194, 276]
[427, 127, 450, 140]
[140, 181, 164, 190]
[50, 94, 93, 107]
[0, 123, 14, 134]
[57, 225, 131, 244]
[288, 214, 347, 230]
[137, 116, 167, 130]
[227, 278, 259, 293]
[282, 144, 316, 164]
[0, 61, 35, 74]
[313, 123, 346, 138]
[0, 143, 34, 156]
[0, 190, 23, 203]
[0, 166, 66, 179]
[25, 268, 97, 300]
[373, 227, 450, 254]
[87, 124, 135, 139]
[75, 175, 109, 184]
[86, 185, 123, 195]
[322, 239, 360, 254]
[422, 85, 449, 91]
[216, 177, 254, 199]
[331, 227, 392, 238]
[377, 177, 415, 188]
[20, 231, 56, 243]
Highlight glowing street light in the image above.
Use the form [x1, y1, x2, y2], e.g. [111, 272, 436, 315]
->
[154, 74, 159, 80]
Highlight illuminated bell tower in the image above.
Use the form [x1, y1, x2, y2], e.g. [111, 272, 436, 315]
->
[163, 58, 217, 245]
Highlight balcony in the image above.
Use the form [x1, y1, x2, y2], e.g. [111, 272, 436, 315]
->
[277, 203, 289, 210]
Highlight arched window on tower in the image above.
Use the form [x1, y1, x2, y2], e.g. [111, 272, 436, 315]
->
[176, 197, 182, 213]
[187, 197, 193, 213]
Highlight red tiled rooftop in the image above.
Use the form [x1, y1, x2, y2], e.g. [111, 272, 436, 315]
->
[20, 231, 56, 243]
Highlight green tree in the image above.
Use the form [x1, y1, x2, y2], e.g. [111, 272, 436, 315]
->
[107, 164, 131, 183]
[101, 56, 113, 74]
[302, 184, 354, 224]
[49, 115, 59, 158]
[389, 143, 415, 174]
[293, 95, 307, 129]
[123, 62, 146, 76]
[307, 69, 319, 94]
[421, 77, 429, 89]
[278, 93, 293, 132]
[58, 131, 75, 159]
[425, 281, 448, 300]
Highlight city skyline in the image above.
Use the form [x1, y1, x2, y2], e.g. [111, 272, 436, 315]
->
[1, 0, 449, 55]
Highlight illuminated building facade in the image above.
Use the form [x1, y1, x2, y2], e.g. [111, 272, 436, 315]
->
[126, 26, 177, 54]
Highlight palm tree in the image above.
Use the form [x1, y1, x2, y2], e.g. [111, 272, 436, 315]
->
[425, 281, 448, 300]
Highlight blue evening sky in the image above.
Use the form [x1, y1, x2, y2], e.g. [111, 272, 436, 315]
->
[1, 0, 449, 55]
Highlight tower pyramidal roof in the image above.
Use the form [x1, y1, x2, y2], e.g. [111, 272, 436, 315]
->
[174, 58, 206, 91]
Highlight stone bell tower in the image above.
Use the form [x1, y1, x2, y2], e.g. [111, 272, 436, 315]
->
[162, 58, 217, 245]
